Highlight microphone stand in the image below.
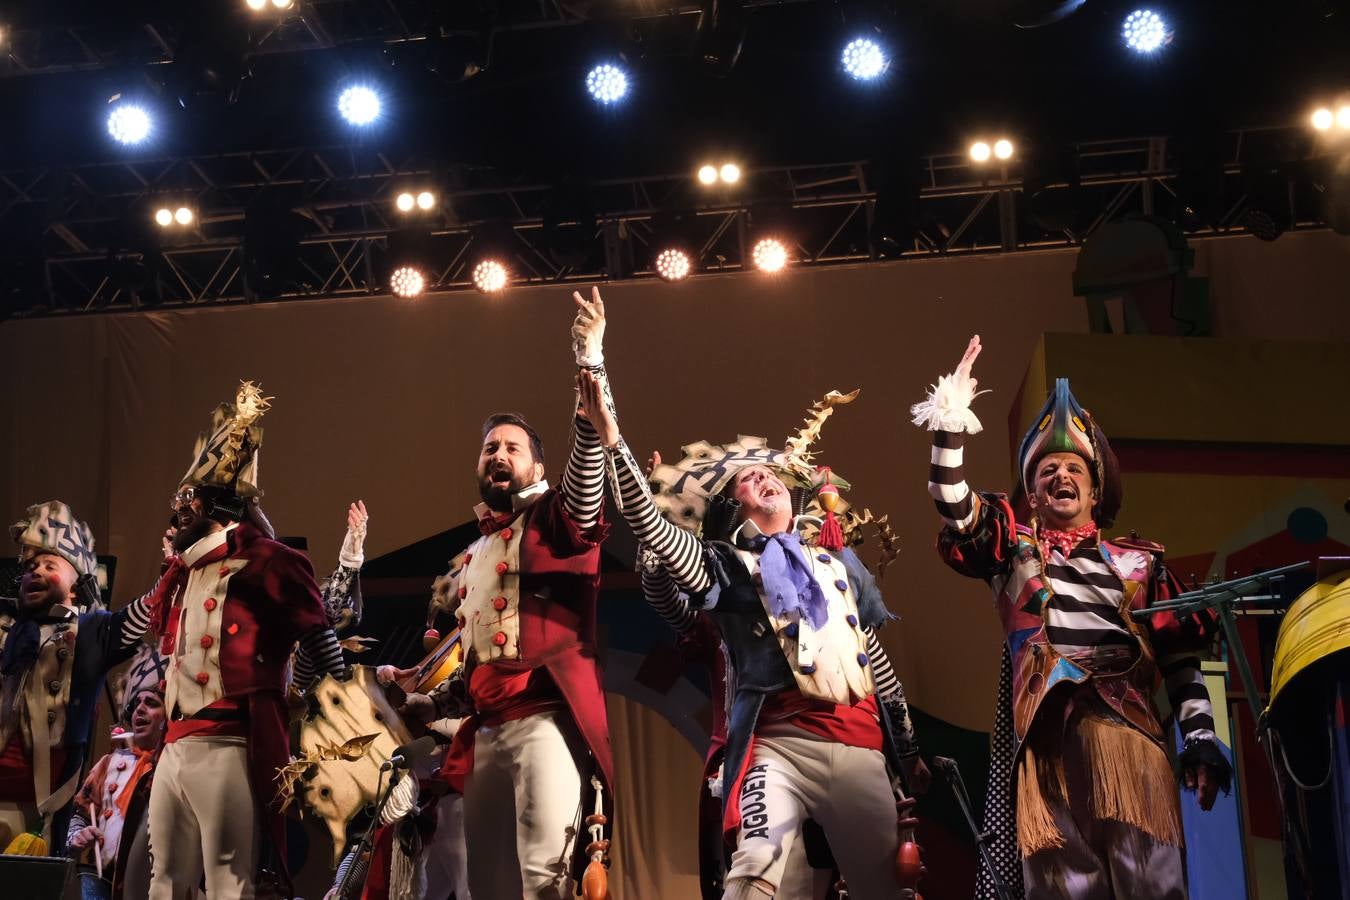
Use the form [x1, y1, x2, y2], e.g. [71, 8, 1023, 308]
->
[933, 756, 1015, 900]
[332, 763, 404, 900]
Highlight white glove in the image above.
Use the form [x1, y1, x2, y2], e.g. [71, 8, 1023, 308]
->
[339, 501, 368, 569]
[571, 286, 606, 367]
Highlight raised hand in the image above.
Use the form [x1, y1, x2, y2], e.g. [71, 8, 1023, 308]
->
[571, 286, 607, 367]
[955, 334, 982, 387]
[339, 500, 368, 568]
[576, 370, 620, 448]
[346, 500, 368, 534]
[646, 450, 662, 479]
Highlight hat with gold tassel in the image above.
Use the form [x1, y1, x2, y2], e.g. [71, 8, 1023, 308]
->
[180, 381, 272, 498]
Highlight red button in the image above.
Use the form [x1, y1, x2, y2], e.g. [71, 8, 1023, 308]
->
[227, 623, 239, 635]
[115, 761, 127, 772]
[456, 614, 466, 629]
[195, 672, 210, 685]
[200, 635, 214, 649]
[500, 528, 513, 541]
[492, 596, 508, 611]
[218, 565, 230, 577]
[495, 562, 509, 575]
[492, 631, 507, 646]
[204, 598, 218, 612]
[103, 808, 113, 818]
[108, 783, 117, 793]
[458, 587, 467, 599]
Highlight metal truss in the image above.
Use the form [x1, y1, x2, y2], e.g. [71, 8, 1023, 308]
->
[0, 125, 1331, 315]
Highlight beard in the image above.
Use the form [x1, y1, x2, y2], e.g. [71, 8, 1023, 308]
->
[172, 514, 217, 553]
[18, 578, 65, 615]
[478, 468, 532, 513]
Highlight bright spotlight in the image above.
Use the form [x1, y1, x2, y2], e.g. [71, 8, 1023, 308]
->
[245, 0, 267, 8]
[1338, 107, 1350, 130]
[993, 139, 1014, 160]
[969, 142, 992, 163]
[396, 192, 415, 212]
[154, 208, 173, 227]
[416, 191, 436, 211]
[1312, 108, 1334, 131]
[337, 85, 381, 126]
[473, 259, 509, 294]
[752, 238, 788, 274]
[585, 64, 629, 104]
[719, 163, 741, 184]
[655, 248, 692, 282]
[841, 37, 887, 81]
[107, 103, 152, 145]
[174, 207, 194, 226]
[271, 0, 294, 8]
[390, 265, 425, 299]
[697, 165, 719, 185]
[1122, 10, 1168, 54]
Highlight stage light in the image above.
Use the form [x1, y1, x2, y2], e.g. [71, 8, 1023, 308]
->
[271, 0, 294, 8]
[1339, 107, 1350, 130]
[337, 85, 381, 126]
[698, 165, 719, 185]
[245, 0, 266, 8]
[752, 237, 788, 273]
[107, 103, 152, 145]
[655, 248, 692, 282]
[585, 64, 629, 104]
[416, 191, 436, 211]
[994, 139, 1015, 160]
[473, 259, 508, 293]
[390, 265, 425, 299]
[720, 163, 741, 184]
[155, 208, 174, 227]
[841, 37, 887, 81]
[1122, 10, 1167, 54]
[174, 207, 194, 226]
[970, 142, 992, 163]
[1313, 108, 1334, 131]
[396, 192, 415, 212]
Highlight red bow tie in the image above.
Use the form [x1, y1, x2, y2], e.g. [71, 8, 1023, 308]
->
[1038, 521, 1098, 559]
[478, 511, 516, 536]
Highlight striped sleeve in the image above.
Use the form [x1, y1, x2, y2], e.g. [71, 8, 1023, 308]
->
[559, 365, 611, 533]
[866, 627, 918, 756]
[292, 625, 346, 691]
[639, 553, 697, 634]
[609, 438, 711, 594]
[116, 561, 184, 649]
[1161, 652, 1217, 744]
[118, 590, 155, 648]
[929, 430, 977, 532]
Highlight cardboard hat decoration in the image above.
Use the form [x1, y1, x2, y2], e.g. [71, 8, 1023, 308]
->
[118, 643, 168, 723]
[180, 380, 272, 497]
[649, 390, 881, 550]
[10, 500, 97, 577]
[1016, 378, 1122, 528]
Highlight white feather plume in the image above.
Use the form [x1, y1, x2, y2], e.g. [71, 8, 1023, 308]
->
[909, 369, 988, 434]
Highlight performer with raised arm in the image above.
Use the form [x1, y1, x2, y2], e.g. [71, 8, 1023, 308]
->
[145, 382, 347, 900]
[911, 336, 1231, 899]
[574, 290, 922, 900]
[398, 288, 613, 900]
[317, 500, 369, 638]
[0, 502, 172, 854]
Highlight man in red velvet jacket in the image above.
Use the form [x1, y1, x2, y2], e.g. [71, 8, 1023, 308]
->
[146, 382, 346, 900]
[400, 288, 614, 900]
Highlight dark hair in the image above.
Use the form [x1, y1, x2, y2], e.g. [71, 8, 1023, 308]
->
[481, 413, 545, 466]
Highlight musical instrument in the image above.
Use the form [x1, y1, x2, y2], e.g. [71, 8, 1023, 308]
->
[287, 666, 414, 864]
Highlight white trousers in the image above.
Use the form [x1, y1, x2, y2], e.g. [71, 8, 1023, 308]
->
[462, 711, 586, 900]
[423, 793, 472, 900]
[724, 728, 900, 900]
[148, 737, 261, 900]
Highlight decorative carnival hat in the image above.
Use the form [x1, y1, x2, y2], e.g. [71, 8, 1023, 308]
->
[1016, 378, 1122, 528]
[648, 390, 897, 567]
[116, 643, 167, 726]
[180, 380, 272, 498]
[10, 500, 97, 578]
